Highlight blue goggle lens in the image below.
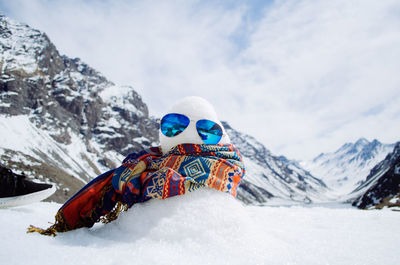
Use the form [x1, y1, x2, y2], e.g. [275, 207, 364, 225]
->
[195, 119, 223, 145]
[160, 114, 223, 145]
[160, 113, 190, 137]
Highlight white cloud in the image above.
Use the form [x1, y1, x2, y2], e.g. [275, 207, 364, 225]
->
[233, 0, 400, 159]
[1, 0, 400, 160]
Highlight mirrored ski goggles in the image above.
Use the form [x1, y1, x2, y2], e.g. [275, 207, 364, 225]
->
[160, 113, 223, 145]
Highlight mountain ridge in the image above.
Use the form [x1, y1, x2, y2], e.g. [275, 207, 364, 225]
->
[302, 138, 395, 198]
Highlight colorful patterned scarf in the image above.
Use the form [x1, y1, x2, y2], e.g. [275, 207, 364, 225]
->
[27, 144, 245, 236]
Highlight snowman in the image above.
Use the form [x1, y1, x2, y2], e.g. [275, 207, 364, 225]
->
[159, 96, 231, 154]
[28, 96, 245, 236]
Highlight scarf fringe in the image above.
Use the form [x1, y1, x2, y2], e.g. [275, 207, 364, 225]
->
[26, 201, 128, 236]
[26, 211, 69, 237]
[100, 201, 128, 224]
[27, 225, 58, 237]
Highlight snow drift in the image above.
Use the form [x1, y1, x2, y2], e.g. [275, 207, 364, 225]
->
[1, 189, 399, 265]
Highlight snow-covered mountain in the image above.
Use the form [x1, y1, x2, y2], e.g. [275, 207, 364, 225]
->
[302, 138, 395, 197]
[352, 142, 400, 209]
[0, 15, 158, 202]
[0, 15, 327, 205]
[223, 122, 328, 204]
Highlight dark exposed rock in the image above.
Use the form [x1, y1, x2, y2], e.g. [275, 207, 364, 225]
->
[236, 179, 274, 205]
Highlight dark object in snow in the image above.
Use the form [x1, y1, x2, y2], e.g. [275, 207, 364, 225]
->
[0, 166, 52, 197]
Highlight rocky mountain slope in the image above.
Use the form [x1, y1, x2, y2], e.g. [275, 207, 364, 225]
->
[302, 138, 395, 198]
[0, 15, 158, 202]
[0, 15, 328, 205]
[352, 142, 400, 209]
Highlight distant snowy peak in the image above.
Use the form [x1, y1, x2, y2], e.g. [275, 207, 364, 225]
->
[303, 138, 395, 197]
[325, 138, 387, 163]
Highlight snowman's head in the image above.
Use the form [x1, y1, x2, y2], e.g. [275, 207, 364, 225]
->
[159, 96, 230, 154]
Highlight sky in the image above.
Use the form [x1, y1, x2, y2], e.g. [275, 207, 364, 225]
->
[1, 0, 399, 161]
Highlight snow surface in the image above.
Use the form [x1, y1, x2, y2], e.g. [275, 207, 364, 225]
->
[1, 189, 399, 265]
